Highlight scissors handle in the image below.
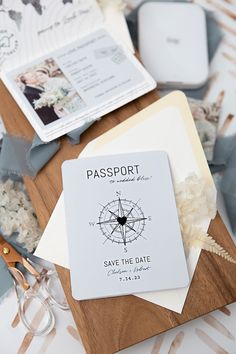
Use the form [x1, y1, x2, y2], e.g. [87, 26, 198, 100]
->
[18, 288, 55, 336]
[0, 235, 40, 278]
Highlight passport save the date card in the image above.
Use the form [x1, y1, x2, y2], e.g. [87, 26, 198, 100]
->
[62, 151, 189, 300]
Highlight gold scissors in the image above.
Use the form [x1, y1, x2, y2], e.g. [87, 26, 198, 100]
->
[0, 234, 69, 335]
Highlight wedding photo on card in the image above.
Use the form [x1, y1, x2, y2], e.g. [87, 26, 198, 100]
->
[1, 28, 156, 142]
[15, 59, 86, 125]
[62, 151, 189, 300]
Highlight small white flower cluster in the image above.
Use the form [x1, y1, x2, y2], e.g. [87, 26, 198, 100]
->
[174, 174, 217, 253]
[0, 179, 41, 252]
[34, 88, 66, 109]
[175, 174, 216, 227]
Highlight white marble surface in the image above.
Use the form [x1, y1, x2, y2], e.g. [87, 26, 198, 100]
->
[119, 303, 236, 354]
[0, 285, 235, 354]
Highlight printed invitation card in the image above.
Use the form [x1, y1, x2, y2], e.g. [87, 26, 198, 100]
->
[62, 151, 189, 300]
[1, 28, 155, 142]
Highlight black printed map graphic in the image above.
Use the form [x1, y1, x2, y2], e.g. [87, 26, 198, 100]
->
[97, 196, 147, 246]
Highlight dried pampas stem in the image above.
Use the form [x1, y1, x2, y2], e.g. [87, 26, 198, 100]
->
[192, 228, 236, 264]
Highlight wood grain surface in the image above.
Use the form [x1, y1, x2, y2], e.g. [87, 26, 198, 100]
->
[0, 80, 236, 354]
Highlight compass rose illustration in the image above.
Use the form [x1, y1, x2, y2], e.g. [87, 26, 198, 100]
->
[97, 196, 147, 246]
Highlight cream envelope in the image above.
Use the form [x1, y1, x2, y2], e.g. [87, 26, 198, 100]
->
[35, 91, 216, 313]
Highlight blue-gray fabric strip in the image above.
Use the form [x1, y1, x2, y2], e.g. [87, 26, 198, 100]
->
[0, 120, 95, 177]
[66, 121, 94, 145]
[0, 257, 13, 299]
[210, 135, 236, 233]
[0, 134, 60, 177]
[209, 136, 236, 172]
[0, 135, 33, 176]
[26, 134, 60, 175]
[221, 139, 236, 233]
[126, 0, 223, 100]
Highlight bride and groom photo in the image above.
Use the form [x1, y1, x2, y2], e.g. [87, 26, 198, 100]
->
[16, 58, 86, 125]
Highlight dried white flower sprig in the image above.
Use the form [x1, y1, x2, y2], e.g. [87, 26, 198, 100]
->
[0, 179, 41, 252]
[175, 175, 236, 264]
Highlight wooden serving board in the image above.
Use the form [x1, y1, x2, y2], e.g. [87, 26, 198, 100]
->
[0, 81, 236, 354]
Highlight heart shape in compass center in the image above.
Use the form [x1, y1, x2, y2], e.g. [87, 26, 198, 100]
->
[117, 216, 127, 226]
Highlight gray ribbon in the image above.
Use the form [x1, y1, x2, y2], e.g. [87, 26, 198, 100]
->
[0, 121, 95, 177]
[66, 121, 94, 145]
[0, 121, 96, 298]
[0, 256, 13, 300]
[0, 134, 60, 177]
[26, 134, 60, 174]
[209, 136, 236, 233]
[126, 0, 223, 100]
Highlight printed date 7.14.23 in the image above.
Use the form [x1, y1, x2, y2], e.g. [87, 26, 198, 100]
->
[119, 275, 141, 282]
